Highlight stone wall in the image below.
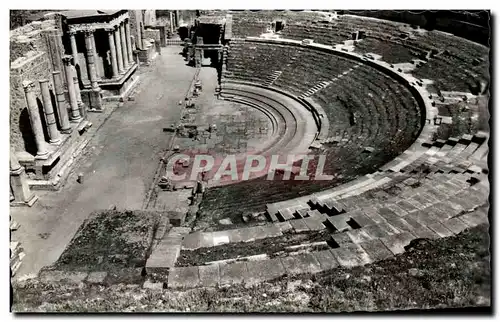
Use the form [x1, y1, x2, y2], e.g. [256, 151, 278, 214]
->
[10, 18, 65, 154]
[10, 52, 53, 153]
[129, 10, 144, 50]
[144, 10, 156, 26]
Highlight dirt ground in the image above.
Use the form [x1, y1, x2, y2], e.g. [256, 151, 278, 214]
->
[10, 47, 197, 278]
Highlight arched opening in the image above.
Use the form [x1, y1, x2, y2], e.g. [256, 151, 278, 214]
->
[19, 108, 37, 156]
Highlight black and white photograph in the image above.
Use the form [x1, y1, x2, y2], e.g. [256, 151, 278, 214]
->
[8, 7, 492, 313]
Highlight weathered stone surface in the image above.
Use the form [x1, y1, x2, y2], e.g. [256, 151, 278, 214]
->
[303, 216, 326, 231]
[245, 257, 285, 286]
[442, 217, 469, 234]
[361, 207, 386, 223]
[412, 225, 440, 239]
[276, 221, 293, 233]
[385, 203, 408, 217]
[199, 264, 219, 287]
[380, 231, 416, 255]
[346, 229, 373, 243]
[168, 266, 200, 289]
[331, 245, 366, 267]
[362, 224, 393, 239]
[290, 218, 310, 232]
[146, 244, 181, 270]
[39, 270, 88, 284]
[396, 200, 418, 213]
[349, 210, 376, 227]
[312, 249, 339, 271]
[331, 231, 354, 246]
[281, 253, 322, 275]
[212, 231, 231, 246]
[86, 271, 107, 284]
[327, 214, 351, 232]
[405, 210, 439, 226]
[143, 279, 164, 290]
[219, 261, 248, 286]
[359, 239, 394, 262]
[459, 211, 489, 227]
[261, 224, 283, 238]
[428, 222, 454, 238]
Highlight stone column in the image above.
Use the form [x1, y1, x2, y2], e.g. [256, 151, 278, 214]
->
[84, 30, 99, 90]
[39, 79, 62, 144]
[125, 20, 134, 65]
[106, 28, 119, 78]
[120, 23, 129, 69]
[169, 12, 174, 34]
[71, 66, 86, 118]
[10, 149, 38, 207]
[23, 81, 49, 157]
[69, 30, 79, 66]
[62, 56, 82, 123]
[52, 71, 71, 133]
[90, 32, 101, 80]
[114, 26, 124, 74]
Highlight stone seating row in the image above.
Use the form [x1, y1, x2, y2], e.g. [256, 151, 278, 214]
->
[165, 202, 488, 289]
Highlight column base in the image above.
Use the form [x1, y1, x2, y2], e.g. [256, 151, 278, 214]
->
[49, 138, 62, 145]
[70, 116, 84, 123]
[10, 193, 39, 207]
[60, 127, 73, 134]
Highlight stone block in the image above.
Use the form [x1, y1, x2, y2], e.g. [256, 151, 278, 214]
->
[143, 279, 164, 290]
[350, 211, 377, 227]
[261, 224, 283, 238]
[346, 229, 373, 243]
[281, 253, 322, 275]
[442, 217, 469, 235]
[377, 207, 398, 219]
[245, 257, 285, 286]
[331, 231, 354, 246]
[146, 244, 180, 270]
[428, 222, 454, 238]
[199, 264, 220, 287]
[385, 204, 408, 217]
[359, 239, 394, 262]
[312, 249, 340, 271]
[168, 266, 200, 289]
[276, 221, 293, 233]
[396, 200, 419, 213]
[212, 231, 231, 246]
[331, 244, 370, 267]
[380, 231, 416, 255]
[412, 225, 440, 239]
[39, 270, 88, 284]
[181, 232, 202, 250]
[405, 210, 439, 226]
[219, 262, 248, 286]
[290, 218, 310, 233]
[459, 211, 489, 227]
[448, 195, 478, 212]
[86, 271, 107, 284]
[361, 207, 386, 223]
[327, 214, 351, 232]
[302, 216, 326, 231]
[361, 224, 392, 239]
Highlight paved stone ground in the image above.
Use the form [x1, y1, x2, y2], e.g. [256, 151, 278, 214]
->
[10, 47, 197, 278]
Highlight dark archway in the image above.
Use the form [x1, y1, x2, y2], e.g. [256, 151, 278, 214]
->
[19, 108, 37, 156]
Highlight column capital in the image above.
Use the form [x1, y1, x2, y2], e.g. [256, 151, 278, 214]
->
[68, 29, 78, 36]
[22, 80, 35, 91]
[105, 26, 116, 33]
[62, 55, 74, 65]
[38, 78, 49, 84]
